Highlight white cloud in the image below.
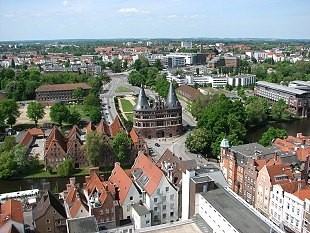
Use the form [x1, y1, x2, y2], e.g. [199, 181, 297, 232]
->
[118, 8, 149, 15]
[167, 14, 177, 18]
[3, 13, 15, 18]
[63, 0, 68, 6]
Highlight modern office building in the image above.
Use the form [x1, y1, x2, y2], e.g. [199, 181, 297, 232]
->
[132, 83, 183, 139]
[254, 81, 310, 117]
[181, 41, 192, 49]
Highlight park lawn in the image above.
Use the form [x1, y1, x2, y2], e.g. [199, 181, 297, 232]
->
[68, 104, 89, 120]
[125, 113, 133, 121]
[120, 98, 134, 112]
[116, 86, 133, 93]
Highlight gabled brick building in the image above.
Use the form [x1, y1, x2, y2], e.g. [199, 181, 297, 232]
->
[0, 199, 24, 233]
[44, 125, 86, 169]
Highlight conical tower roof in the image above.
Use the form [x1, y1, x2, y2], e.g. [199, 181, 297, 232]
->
[166, 82, 180, 109]
[134, 85, 151, 111]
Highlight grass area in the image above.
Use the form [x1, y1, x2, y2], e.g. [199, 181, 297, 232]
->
[125, 113, 133, 121]
[68, 104, 89, 120]
[120, 98, 134, 112]
[116, 86, 133, 93]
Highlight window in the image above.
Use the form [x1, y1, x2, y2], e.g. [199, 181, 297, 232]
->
[166, 187, 169, 192]
[170, 212, 174, 217]
[162, 196, 166, 201]
[170, 203, 174, 209]
[163, 213, 166, 219]
[163, 205, 166, 210]
[146, 220, 150, 224]
[170, 194, 174, 200]
[47, 227, 51, 232]
[53, 210, 56, 214]
[154, 207, 158, 212]
[154, 198, 158, 203]
[46, 219, 50, 224]
[130, 196, 133, 201]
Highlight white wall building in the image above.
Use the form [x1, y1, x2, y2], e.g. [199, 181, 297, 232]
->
[209, 76, 227, 88]
[131, 203, 152, 229]
[132, 153, 179, 225]
[181, 41, 192, 49]
[282, 189, 309, 233]
[227, 74, 256, 87]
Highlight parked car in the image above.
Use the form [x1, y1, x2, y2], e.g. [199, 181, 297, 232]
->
[155, 143, 160, 147]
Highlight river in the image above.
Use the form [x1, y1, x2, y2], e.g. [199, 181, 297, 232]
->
[246, 118, 310, 143]
[0, 118, 309, 194]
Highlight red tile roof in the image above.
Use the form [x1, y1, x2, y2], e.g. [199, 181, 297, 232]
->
[293, 188, 310, 201]
[0, 199, 23, 229]
[45, 126, 67, 152]
[85, 122, 96, 133]
[129, 129, 139, 143]
[20, 131, 34, 148]
[96, 120, 110, 135]
[279, 181, 300, 194]
[273, 138, 295, 152]
[85, 172, 108, 204]
[109, 163, 133, 205]
[132, 152, 163, 196]
[28, 128, 45, 136]
[69, 198, 89, 218]
[266, 163, 293, 185]
[109, 116, 124, 137]
[36, 83, 91, 92]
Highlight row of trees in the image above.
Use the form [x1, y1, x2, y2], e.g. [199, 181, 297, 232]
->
[0, 68, 109, 100]
[128, 58, 177, 98]
[186, 94, 292, 157]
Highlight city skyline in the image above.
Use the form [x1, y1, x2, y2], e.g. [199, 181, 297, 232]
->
[0, 0, 310, 41]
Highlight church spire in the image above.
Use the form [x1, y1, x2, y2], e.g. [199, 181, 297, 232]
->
[134, 84, 151, 111]
[166, 82, 180, 109]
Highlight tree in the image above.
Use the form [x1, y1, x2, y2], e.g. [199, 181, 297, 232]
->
[83, 131, 109, 166]
[50, 103, 70, 126]
[67, 110, 81, 125]
[11, 59, 15, 68]
[185, 128, 210, 154]
[89, 107, 102, 124]
[27, 102, 45, 127]
[154, 59, 163, 70]
[1, 136, 16, 152]
[191, 95, 211, 120]
[271, 99, 291, 121]
[110, 132, 132, 161]
[57, 158, 74, 176]
[245, 98, 268, 127]
[259, 127, 288, 146]
[0, 99, 20, 127]
[0, 150, 17, 179]
[83, 93, 100, 112]
[111, 58, 122, 73]
[72, 87, 84, 99]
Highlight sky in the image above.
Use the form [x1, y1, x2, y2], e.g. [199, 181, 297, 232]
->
[0, 0, 309, 41]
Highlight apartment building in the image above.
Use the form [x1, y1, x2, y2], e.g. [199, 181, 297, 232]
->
[254, 81, 310, 117]
[303, 199, 310, 233]
[227, 74, 256, 87]
[255, 164, 293, 217]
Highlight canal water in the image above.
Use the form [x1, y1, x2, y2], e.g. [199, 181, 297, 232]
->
[0, 118, 309, 194]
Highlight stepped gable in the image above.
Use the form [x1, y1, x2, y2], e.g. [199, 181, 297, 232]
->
[45, 126, 67, 152]
[132, 152, 163, 196]
[166, 81, 180, 109]
[85, 170, 109, 204]
[134, 85, 151, 111]
[109, 116, 124, 137]
[85, 122, 96, 133]
[109, 163, 133, 205]
[66, 125, 83, 151]
[67, 125, 82, 140]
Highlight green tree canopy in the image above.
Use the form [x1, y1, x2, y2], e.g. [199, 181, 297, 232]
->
[271, 99, 291, 121]
[89, 107, 102, 124]
[72, 87, 84, 99]
[50, 103, 70, 126]
[259, 127, 288, 146]
[0, 99, 20, 127]
[83, 93, 100, 112]
[111, 58, 122, 73]
[245, 97, 268, 127]
[1, 136, 17, 152]
[83, 131, 109, 166]
[67, 109, 81, 125]
[27, 102, 45, 127]
[185, 128, 210, 154]
[110, 131, 132, 161]
[191, 95, 211, 120]
[57, 158, 74, 176]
